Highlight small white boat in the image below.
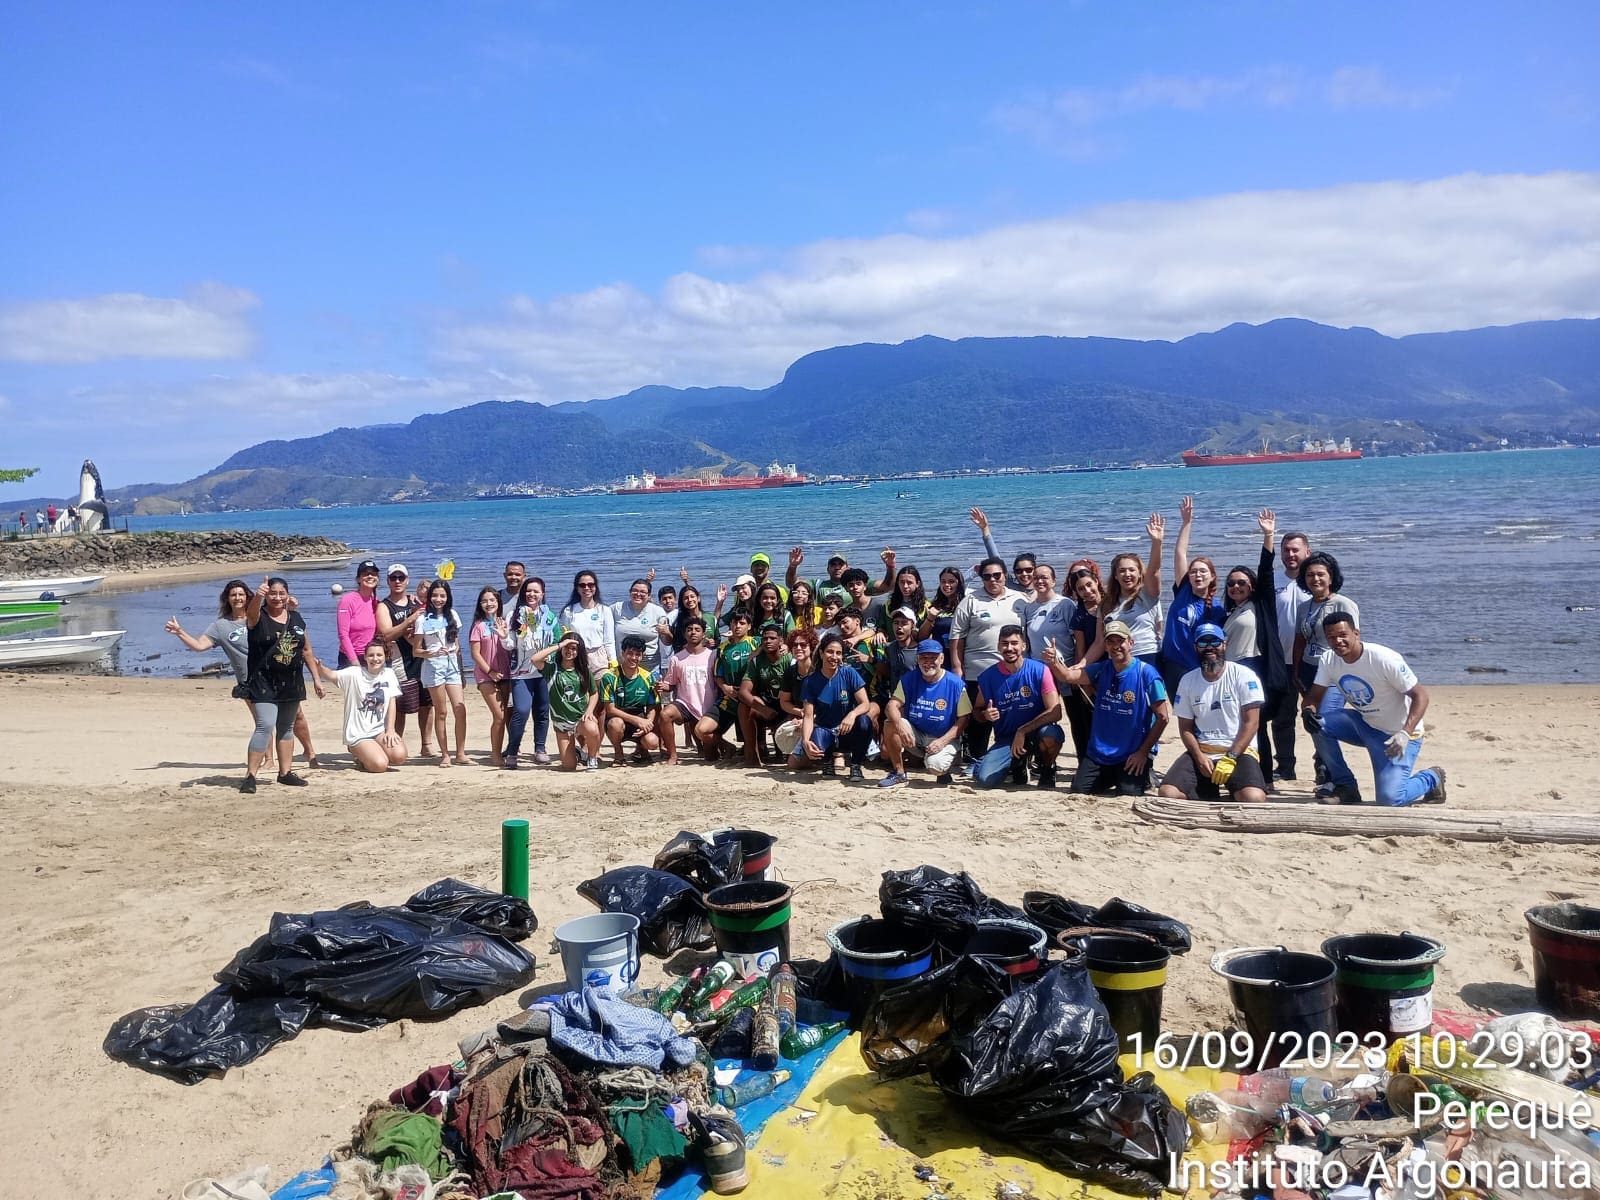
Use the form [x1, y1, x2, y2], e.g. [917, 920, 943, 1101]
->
[0, 629, 125, 667]
[0, 574, 106, 602]
[275, 554, 356, 571]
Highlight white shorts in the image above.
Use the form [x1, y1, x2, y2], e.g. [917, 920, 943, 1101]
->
[910, 728, 959, 773]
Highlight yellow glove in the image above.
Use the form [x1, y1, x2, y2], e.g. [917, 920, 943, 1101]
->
[1210, 754, 1236, 786]
[436, 558, 456, 582]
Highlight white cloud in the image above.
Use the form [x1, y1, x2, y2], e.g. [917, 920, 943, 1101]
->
[436, 172, 1600, 400]
[0, 283, 259, 364]
[996, 65, 1450, 150]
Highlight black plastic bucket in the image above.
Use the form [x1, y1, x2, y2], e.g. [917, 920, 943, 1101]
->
[827, 916, 935, 1029]
[963, 919, 1048, 977]
[1525, 902, 1600, 1020]
[1211, 946, 1337, 1068]
[705, 880, 792, 977]
[730, 830, 776, 881]
[1078, 932, 1170, 1055]
[1321, 932, 1446, 1039]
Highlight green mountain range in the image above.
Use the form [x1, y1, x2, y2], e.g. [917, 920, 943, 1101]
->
[104, 317, 1600, 513]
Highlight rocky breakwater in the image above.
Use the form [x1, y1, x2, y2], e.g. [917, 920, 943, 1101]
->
[0, 530, 354, 578]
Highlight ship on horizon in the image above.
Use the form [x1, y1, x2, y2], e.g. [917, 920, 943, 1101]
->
[1181, 436, 1362, 468]
[615, 461, 810, 495]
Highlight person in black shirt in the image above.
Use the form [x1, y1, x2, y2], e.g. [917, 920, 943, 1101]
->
[242, 575, 325, 794]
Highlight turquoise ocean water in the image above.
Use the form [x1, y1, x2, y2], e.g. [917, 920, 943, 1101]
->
[21, 448, 1600, 683]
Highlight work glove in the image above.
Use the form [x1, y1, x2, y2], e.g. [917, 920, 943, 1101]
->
[1301, 707, 1322, 734]
[1384, 731, 1410, 759]
[1210, 754, 1236, 786]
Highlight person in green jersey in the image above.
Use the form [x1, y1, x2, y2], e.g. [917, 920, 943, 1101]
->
[713, 609, 758, 756]
[837, 606, 885, 732]
[599, 634, 662, 766]
[530, 632, 602, 771]
[739, 622, 793, 765]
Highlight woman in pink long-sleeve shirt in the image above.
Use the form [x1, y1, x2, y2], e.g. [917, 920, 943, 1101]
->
[337, 560, 382, 667]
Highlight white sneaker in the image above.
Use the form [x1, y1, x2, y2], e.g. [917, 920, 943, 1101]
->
[584, 754, 601, 771]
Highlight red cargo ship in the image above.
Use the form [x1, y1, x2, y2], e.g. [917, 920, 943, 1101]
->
[1181, 438, 1362, 468]
[615, 462, 809, 495]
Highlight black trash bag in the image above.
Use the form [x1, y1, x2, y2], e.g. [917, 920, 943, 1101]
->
[104, 989, 315, 1086]
[1021, 892, 1192, 955]
[576, 866, 713, 957]
[878, 866, 1024, 955]
[216, 906, 538, 1021]
[707, 1006, 756, 1059]
[860, 954, 1016, 1079]
[653, 830, 742, 891]
[930, 959, 1189, 1198]
[405, 877, 538, 941]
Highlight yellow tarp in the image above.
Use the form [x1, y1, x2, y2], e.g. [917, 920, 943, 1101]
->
[734, 1036, 1232, 1199]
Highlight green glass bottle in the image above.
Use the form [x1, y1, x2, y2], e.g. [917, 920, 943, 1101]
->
[780, 1020, 847, 1059]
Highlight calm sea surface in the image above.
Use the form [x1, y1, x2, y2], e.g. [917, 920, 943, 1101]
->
[18, 449, 1600, 684]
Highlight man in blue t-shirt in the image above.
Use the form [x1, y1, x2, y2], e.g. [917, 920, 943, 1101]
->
[881, 639, 972, 787]
[1045, 619, 1170, 795]
[971, 626, 1065, 789]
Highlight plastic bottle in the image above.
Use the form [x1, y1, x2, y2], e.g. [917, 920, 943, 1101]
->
[713, 1069, 791, 1108]
[750, 992, 781, 1070]
[690, 975, 769, 1026]
[1230, 1070, 1337, 1112]
[653, 970, 698, 1015]
[781, 1020, 847, 1059]
[1184, 1091, 1274, 1144]
[688, 961, 737, 1008]
[770, 963, 798, 1037]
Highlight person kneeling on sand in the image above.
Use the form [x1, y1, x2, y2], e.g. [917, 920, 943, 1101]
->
[971, 626, 1064, 789]
[600, 635, 662, 766]
[879, 639, 971, 787]
[1044, 620, 1170, 796]
[1158, 623, 1269, 803]
[1301, 613, 1446, 807]
[310, 640, 408, 772]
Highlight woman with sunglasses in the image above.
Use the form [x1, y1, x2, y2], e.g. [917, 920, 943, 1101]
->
[1222, 508, 1290, 775]
[561, 569, 615, 677]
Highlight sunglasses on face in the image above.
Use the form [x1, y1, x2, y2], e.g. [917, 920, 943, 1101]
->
[1227, 579, 1251, 588]
[981, 572, 1004, 580]
[579, 581, 596, 589]
[1196, 638, 1223, 649]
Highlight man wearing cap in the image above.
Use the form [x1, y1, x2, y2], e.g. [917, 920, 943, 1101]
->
[336, 560, 383, 668]
[1045, 620, 1170, 795]
[1302, 612, 1446, 807]
[738, 622, 793, 765]
[748, 553, 788, 605]
[972, 625, 1064, 789]
[949, 556, 1029, 761]
[1158, 624, 1270, 803]
[501, 561, 527, 609]
[880, 639, 971, 787]
[881, 606, 923, 698]
[786, 547, 851, 609]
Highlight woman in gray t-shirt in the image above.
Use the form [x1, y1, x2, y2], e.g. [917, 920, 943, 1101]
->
[166, 578, 321, 768]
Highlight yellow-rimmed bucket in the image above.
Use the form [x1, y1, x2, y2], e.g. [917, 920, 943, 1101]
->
[1060, 927, 1170, 1054]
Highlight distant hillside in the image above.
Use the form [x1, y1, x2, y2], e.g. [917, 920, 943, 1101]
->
[96, 317, 1600, 513]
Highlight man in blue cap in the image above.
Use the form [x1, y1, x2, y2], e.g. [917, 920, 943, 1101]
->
[879, 638, 971, 787]
[1159, 622, 1270, 802]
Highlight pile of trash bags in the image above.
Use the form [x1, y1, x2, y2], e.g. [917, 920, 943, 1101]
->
[575, 829, 752, 958]
[105, 880, 538, 1085]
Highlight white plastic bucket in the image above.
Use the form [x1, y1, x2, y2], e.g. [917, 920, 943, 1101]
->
[555, 912, 640, 995]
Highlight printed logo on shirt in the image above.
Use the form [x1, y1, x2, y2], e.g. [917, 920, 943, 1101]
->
[1246, 678, 1260, 692]
[1338, 675, 1376, 706]
[1019, 685, 1032, 698]
[933, 697, 948, 711]
[1121, 690, 1135, 703]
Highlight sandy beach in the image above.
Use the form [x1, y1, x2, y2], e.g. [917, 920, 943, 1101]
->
[1, 673, 1596, 1200]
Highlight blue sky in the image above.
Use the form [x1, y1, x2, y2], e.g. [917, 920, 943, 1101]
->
[3, 1, 1597, 493]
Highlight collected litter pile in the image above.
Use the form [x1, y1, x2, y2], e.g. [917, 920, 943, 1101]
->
[112, 834, 1600, 1200]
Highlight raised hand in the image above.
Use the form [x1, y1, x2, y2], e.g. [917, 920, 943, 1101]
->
[1179, 495, 1195, 525]
[679, 565, 691, 584]
[716, 583, 729, 606]
[646, 566, 656, 582]
[1257, 508, 1276, 537]
[1146, 513, 1166, 541]
[881, 547, 895, 564]
[969, 506, 989, 533]
[165, 617, 182, 635]
[1041, 636, 1060, 666]
[788, 546, 804, 567]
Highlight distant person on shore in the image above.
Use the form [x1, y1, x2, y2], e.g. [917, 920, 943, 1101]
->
[500, 561, 526, 609]
[1302, 613, 1445, 807]
[242, 575, 325, 793]
[1103, 513, 1166, 669]
[469, 586, 513, 767]
[789, 633, 873, 782]
[336, 560, 382, 668]
[45, 503, 57, 532]
[309, 639, 406, 772]
[738, 622, 792, 764]
[972, 626, 1064, 789]
[1292, 550, 1359, 798]
[1044, 620, 1170, 796]
[412, 580, 467, 767]
[657, 615, 720, 764]
[527, 632, 602, 770]
[879, 638, 970, 787]
[34, 508, 45, 535]
[561, 569, 614, 676]
[949, 555, 1028, 762]
[599, 634, 661, 766]
[165, 578, 320, 772]
[1272, 528, 1313, 781]
[613, 576, 667, 673]
[1223, 511, 1290, 775]
[1160, 497, 1227, 697]
[376, 565, 429, 757]
[505, 577, 561, 768]
[1158, 623, 1269, 803]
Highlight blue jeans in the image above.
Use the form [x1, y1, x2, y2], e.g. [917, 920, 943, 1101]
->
[505, 675, 550, 757]
[1320, 706, 1439, 806]
[795, 714, 872, 765]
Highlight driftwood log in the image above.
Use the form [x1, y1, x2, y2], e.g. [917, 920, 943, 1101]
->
[1131, 797, 1600, 845]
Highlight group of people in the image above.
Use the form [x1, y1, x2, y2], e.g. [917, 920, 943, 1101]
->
[13, 504, 84, 536]
[165, 501, 1446, 807]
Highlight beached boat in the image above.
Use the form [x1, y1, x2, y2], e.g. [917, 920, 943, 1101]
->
[0, 599, 64, 623]
[0, 574, 105, 602]
[0, 629, 124, 667]
[275, 554, 356, 571]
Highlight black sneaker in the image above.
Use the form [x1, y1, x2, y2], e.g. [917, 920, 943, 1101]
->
[1008, 761, 1029, 786]
[277, 772, 309, 787]
[1273, 768, 1297, 782]
[821, 760, 838, 777]
[1317, 784, 1363, 805]
[240, 775, 257, 794]
[848, 763, 865, 783]
[935, 772, 953, 784]
[1038, 765, 1057, 789]
[1419, 766, 1447, 805]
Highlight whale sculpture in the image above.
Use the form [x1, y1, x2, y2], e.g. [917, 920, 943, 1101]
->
[76, 459, 109, 532]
